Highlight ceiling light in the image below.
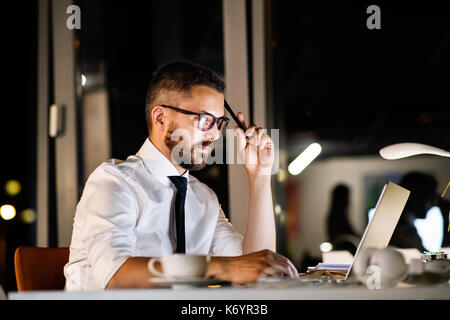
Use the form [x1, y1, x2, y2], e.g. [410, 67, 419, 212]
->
[288, 143, 322, 175]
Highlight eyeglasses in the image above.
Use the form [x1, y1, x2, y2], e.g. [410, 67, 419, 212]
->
[159, 104, 230, 132]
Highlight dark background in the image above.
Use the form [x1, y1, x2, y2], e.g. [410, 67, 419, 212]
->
[272, 2, 449, 158]
[2, 1, 39, 292]
[1, 1, 449, 293]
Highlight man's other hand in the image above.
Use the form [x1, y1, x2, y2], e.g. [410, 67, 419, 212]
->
[207, 249, 299, 284]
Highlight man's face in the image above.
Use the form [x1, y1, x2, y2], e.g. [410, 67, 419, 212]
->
[162, 85, 224, 171]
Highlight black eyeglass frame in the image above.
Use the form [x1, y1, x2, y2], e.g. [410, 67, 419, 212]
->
[159, 104, 230, 132]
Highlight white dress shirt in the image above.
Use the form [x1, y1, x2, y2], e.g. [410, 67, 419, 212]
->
[64, 138, 243, 291]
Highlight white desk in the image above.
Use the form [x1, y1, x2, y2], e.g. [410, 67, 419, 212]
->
[8, 284, 450, 300]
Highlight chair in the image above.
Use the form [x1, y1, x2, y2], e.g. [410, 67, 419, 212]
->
[14, 246, 69, 291]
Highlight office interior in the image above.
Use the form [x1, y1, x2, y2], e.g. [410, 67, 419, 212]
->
[1, 0, 449, 294]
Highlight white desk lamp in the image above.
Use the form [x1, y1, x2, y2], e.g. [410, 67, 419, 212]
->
[379, 142, 450, 231]
[379, 143, 450, 160]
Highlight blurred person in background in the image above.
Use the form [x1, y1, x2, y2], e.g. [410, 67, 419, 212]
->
[389, 171, 440, 252]
[326, 184, 360, 255]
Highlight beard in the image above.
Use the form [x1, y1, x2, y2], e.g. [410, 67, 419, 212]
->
[164, 125, 215, 171]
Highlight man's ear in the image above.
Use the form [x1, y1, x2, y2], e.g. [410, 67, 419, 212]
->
[151, 105, 166, 130]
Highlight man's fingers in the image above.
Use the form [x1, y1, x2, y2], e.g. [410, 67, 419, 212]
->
[258, 267, 286, 279]
[255, 127, 264, 144]
[247, 127, 264, 146]
[287, 259, 299, 278]
[245, 126, 256, 137]
[234, 126, 245, 147]
[265, 259, 291, 277]
[259, 133, 271, 150]
[265, 251, 299, 278]
[268, 251, 298, 278]
[237, 112, 247, 130]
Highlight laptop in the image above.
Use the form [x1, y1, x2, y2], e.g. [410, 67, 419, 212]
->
[343, 181, 410, 281]
[260, 181, 411, 285]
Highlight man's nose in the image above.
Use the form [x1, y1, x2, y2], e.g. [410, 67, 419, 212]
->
[204, 123, 221, 142]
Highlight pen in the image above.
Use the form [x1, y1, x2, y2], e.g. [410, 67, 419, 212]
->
[224, 99, 247, 132]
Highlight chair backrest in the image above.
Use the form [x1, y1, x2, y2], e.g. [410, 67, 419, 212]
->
[14, 246, 69, 292]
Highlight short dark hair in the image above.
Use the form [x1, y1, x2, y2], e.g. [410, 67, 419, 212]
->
[145, 60, 225, 131]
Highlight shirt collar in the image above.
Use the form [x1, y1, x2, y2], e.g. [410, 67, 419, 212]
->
[136, 137, 190, 182]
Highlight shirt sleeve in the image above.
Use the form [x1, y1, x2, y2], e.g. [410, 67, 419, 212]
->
[81, 164, 139, 289]
[209, 205, 243, 257]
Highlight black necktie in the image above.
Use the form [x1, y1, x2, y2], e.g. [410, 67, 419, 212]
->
[168, 176, 187, 253]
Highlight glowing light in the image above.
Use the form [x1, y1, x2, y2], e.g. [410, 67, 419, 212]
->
[20, 208, 36, 224]
[277, 169, 288, 182]
[320, 242, 333, 253]
[5, 180, 21, 196]
[368, 208, 376, 222]
[274, 204, 282, 215]
[81, 74, 87, 86]
[279, 213, 286, 225]
[288, 143, 322, 175]
[0, 204, 16, 220]
[414, 206, 444, 252]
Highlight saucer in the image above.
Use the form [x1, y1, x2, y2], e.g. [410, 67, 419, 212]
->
[149, 276, 220, 288]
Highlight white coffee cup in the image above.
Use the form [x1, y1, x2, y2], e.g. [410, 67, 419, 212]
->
[148, 254, 210, 278]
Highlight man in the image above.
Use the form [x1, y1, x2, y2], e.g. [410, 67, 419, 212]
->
[64, 60, 298, 291]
